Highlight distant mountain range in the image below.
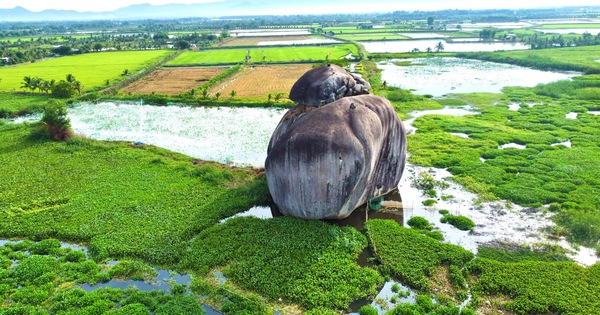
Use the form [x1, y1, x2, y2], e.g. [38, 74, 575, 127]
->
[0, 1, 400, 22]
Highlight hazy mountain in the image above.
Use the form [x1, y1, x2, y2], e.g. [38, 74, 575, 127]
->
[0, 0, 399, 22]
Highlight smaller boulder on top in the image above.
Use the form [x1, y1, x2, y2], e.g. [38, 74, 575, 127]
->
[289, 64, 371, 107]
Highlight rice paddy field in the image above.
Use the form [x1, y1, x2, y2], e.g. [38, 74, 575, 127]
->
[209, 64, 313, 101]
[166, 44, 358, 66]
[217, 36, 312, 47]
[0, 50, 172, 92]
[122, 67, 226, 95]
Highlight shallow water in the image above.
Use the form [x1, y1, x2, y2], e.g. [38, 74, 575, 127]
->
[379, 57, 578, 96]
[68, 103, 286, 167]
[362, 40, 530, 53]
[499, 143, 526, 150]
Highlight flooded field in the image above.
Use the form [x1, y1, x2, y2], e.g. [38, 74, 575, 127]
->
[361, 39, 530, 53]
[68, 103, 286, 167]
[379, 57, 578, 96]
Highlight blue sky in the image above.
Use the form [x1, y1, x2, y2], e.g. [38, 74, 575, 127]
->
[2, 0, 599, 13]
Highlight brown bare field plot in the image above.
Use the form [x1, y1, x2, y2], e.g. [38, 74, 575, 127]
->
[217, 36, 311, 47]
[122, 67, 225, 95]
[209, 64, 312, 101]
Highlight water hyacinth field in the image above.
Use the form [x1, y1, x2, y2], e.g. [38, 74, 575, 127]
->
[68, 102, 286, 167]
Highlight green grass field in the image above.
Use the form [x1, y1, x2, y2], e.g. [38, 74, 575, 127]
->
[460, 45, 600, 72]
[0, 92, 50, 117]
[167, 45, 358, 66]
[0, 50, 172, 92]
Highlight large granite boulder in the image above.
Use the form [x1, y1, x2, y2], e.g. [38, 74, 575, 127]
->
[289, 64, 370, 106]
[265, 93, 406, 219]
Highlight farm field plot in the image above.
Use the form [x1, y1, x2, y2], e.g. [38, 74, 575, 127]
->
[167, 44, 358, 66]
[335, 33, 410, 41]
[122, 67, 225, 95]
[0, 50, 172, 92]
[209, 64, 313, 101]
[217, 36, 311, 46]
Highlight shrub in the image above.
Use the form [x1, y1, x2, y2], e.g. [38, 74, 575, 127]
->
[391, 283, 400, 293]
[32, 101, 73, 141]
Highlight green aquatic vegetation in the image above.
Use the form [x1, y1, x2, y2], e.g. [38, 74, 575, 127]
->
[365, 219, 473, 291]
[468, 258, 600, 315]
[108, 260, 158, 281]
[388, 295, 462, 315]
[440, 215, 475, 231]
[1, 240, 205, 314]
[407, 216, 433, 231]
[409, 95, 600, 245]
[181, 216, 382, 310]
[358, 304, 378, 315]
[477, 243, 570, 262]
[0, 123, 269, 264]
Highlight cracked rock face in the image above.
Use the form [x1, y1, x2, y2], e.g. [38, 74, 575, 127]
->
[265, 65, 406, 220]
[288, 64, 371, 107]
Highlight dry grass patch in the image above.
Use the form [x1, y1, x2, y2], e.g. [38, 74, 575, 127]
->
[122, 67, 225, 95]
[209, 64, 312, 101]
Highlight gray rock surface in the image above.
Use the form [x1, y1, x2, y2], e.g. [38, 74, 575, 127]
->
[288, 64, 370, 107]
[265, 94, 406, 219]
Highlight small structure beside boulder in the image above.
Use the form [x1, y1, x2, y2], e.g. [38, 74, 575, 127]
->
[265, 64, 407, 219]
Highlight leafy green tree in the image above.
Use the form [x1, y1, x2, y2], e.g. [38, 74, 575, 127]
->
[93, 43, 103, 51]
[201, 89, 208, 99]
[427, 16, 434, 26]
[215, 91, 221, 101]
[175, 39, 191, 50]
[51, 80, 76, 98]
[52, 45, 73, 56]
[229, 90, 237, 99]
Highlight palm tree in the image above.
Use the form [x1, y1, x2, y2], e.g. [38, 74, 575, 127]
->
[215, 91, 221, 101]
[426, 47, 433, 53]
[229, 90, 237, 99]
[21, 76, 38, 93]
[72, 80, 83, 95]
[435, 41, 445, 53]
[66, 74, 76, 84]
